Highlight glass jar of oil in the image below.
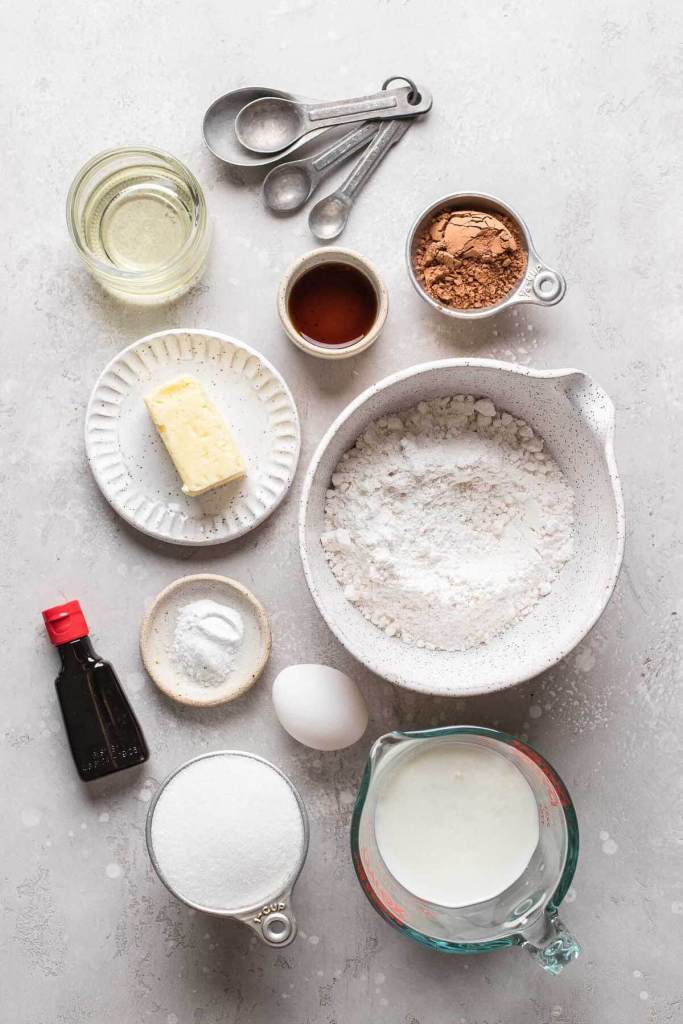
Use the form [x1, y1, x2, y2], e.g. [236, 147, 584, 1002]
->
[67, 147, 210, 303]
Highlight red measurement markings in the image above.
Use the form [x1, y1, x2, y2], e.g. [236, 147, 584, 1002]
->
[356, 848, 406, 926]
[511, 740, 571, 809]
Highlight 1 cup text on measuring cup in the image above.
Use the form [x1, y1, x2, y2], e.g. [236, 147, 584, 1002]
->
[253, 902, 286, 924]
[521, 262, 544, 295]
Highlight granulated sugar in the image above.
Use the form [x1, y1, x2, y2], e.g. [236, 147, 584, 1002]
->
[321, 395, 574, 651]
[150, 753, 305, 911]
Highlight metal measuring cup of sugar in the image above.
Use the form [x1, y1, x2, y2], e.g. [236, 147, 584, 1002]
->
[406, 191, 566, 319]
[146, 751, 309, 947]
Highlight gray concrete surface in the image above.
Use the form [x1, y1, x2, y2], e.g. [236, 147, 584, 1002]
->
[3, 2, 682, 1022]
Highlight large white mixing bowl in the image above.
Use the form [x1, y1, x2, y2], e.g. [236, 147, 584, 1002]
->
[299, 360, 624, 696]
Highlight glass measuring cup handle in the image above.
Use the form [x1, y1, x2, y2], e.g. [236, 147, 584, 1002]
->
[520, 908, 580, 974]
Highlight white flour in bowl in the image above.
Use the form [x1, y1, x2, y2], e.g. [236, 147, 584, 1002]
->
[321, 395, 574, 651]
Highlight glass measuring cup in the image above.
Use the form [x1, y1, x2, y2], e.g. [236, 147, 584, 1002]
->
[351, 726, 580, 973]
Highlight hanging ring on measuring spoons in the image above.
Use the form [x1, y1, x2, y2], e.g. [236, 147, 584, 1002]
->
[381, 76, 421, 105]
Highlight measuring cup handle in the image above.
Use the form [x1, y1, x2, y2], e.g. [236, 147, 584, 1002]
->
[260, 908, 297, 946]
[520, 909, 580, 974]
[241, 901, 298, 947]
[517, 252, 566, 307]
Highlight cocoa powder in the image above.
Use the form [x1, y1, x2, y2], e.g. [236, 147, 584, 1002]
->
[413, 208, 527, 310]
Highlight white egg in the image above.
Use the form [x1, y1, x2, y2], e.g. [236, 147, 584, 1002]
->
[272, 664, 368, 751]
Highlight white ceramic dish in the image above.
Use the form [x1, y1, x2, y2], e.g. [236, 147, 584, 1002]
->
[140, 575, 271, 707]
[299, 359, 625, 697]
[85, 329, 300, 545]
[277, 247, 388, 359]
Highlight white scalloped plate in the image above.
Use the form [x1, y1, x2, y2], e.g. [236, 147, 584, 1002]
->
[85, 330, 300, 545]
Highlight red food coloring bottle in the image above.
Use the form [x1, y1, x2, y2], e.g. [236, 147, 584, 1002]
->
[42, 600, 149, 781]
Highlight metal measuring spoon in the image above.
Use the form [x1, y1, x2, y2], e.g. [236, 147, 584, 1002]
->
[308, 119, 411, 241]
[235, 83, 431, 155]
[262, 122, 379, 214]
[202, 85, 334, 169]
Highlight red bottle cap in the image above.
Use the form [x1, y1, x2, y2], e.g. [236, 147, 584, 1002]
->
[42, 600, 89, 645]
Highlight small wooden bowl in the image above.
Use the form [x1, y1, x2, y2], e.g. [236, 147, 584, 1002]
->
[140, 574, 271, 707]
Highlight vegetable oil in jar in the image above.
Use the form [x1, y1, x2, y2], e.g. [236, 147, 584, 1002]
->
[84, 165, 194, 271]
[67, 147, 210, 303]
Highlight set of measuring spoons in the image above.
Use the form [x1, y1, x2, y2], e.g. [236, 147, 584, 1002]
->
[203, 77, 432, 240]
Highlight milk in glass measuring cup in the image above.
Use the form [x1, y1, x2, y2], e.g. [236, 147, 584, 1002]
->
[351, 727, 579, 973]
[147, 751, 309, 946]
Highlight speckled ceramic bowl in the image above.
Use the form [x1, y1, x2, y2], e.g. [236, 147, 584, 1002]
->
[299, 359, 624, 696]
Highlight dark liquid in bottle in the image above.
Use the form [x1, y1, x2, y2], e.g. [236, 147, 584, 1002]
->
[288, 262, 378, 346]
[56, 637, 149, 781]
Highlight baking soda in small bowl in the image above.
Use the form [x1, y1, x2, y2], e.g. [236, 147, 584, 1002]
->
[140, 575, 272, 707]
[172, 599, 244, 686]
[148, 752, 307, 913]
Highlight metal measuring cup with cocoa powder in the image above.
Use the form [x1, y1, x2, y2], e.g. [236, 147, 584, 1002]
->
[406, 192, 565, 319]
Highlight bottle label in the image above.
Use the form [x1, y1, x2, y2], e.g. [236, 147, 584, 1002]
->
[80, 742, 145, 777]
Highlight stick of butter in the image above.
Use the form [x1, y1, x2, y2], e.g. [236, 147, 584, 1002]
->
[144, 376, 246, 497]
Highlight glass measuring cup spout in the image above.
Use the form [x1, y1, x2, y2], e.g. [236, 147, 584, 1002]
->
[351, 726, 580, 974]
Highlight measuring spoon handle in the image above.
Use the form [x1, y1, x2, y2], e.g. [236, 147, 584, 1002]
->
[310, 122, 380, 174]
[303, 85, 431, 131]
[338, 119, 411, 201]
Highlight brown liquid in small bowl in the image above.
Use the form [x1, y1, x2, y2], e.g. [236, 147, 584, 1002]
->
[288, 262, 378, 346]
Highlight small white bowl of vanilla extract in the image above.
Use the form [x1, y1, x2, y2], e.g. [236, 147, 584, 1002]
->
[278, 248, 388, 359]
